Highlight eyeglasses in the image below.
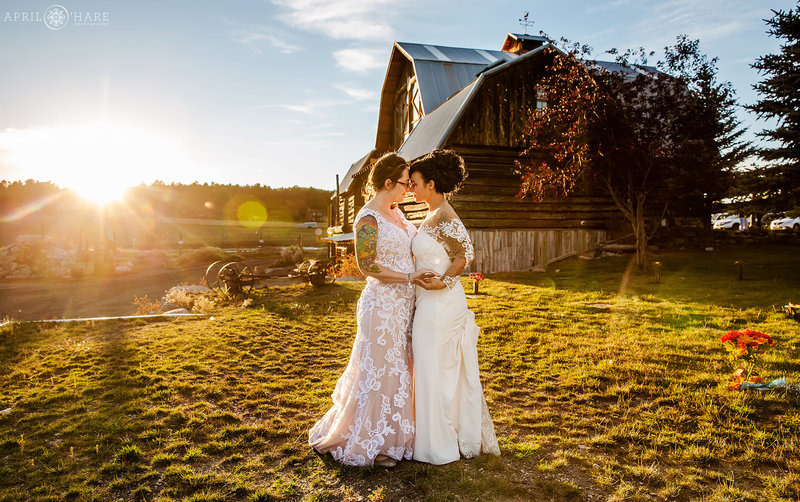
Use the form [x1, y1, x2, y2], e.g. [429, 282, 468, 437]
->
[394, 180, 411, 188]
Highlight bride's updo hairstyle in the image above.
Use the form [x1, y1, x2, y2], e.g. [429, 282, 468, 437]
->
[408, 149, 467, 197]
[363, 152, 408, 200]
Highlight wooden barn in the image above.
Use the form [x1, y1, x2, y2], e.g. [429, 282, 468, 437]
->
[327, 33, 626, 273]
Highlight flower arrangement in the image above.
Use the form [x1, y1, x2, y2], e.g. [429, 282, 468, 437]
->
[469, 272, 485, 294]
[720, 329, 774, 390]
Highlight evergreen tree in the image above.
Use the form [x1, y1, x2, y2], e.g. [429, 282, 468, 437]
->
[746, 3, 800, 213]
[661, 36, 750, 245]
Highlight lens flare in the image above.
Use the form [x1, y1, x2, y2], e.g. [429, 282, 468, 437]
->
[236, 201, 267, 229]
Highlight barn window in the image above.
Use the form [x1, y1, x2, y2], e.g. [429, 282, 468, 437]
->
[536, 89, 548, 110]
[393, 66, 423, 146]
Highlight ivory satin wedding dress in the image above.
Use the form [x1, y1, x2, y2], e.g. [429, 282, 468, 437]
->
[411, 213, 500, 465]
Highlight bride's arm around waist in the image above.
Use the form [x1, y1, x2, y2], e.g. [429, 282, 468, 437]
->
[355, 215, 434, 284]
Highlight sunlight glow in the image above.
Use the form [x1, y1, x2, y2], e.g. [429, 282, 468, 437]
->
[0, 122, 194, 205]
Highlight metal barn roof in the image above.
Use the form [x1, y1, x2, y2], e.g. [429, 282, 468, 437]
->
[396, 79, 479, 162]
[395, 42, 517, 113]
[396, 44, 551, 162]
[337, 150, 374, 194]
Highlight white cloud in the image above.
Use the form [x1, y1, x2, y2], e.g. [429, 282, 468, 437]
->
[332, 47, 388, 73]
[333, 83, 375, 100]
[232, 27, 301, 54]
[257, 99, 350, 115]
[635, 1, 764, 45]
[271, 0, 399, 41]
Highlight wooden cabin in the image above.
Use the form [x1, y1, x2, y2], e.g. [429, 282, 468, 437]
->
[327, 33, 626, 272]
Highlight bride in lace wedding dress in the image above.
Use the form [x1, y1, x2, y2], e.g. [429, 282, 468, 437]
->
[309, 153, 436, 467]
[409, 150, 500, 465]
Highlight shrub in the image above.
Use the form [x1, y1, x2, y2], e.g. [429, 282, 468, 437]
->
[133, 295, 160, 315]
[163, 288, 216, 313]
[332, 253, 364, 278]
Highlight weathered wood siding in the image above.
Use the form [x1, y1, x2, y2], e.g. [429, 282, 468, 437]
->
[448, 53, 550, 147]
[448, 147, 619, 231]
[468, 228, 608, 273]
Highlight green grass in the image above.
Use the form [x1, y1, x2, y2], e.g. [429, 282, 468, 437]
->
[1, 243, 799, 501]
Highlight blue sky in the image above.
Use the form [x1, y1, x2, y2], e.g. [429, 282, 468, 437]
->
[0, 0, 795, 195]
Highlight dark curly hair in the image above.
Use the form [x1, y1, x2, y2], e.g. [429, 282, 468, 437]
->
[408, 149, 467, 196]
[363, 152, 408, 200]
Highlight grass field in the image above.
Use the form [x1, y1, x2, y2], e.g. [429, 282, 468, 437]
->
[1, 244, 799, 501]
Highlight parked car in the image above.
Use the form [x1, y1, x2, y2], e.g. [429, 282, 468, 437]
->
[761, 212, 785, 229]
[713, 214, 749, 230]
[770, 216, 800, 232]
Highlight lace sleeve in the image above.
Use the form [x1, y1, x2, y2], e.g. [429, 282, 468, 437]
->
[437, 217, 475, 267]
[429, 213, 474, 289]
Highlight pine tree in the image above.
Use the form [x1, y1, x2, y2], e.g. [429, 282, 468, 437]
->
[746, 3, 800, 213]
[661, 36, 750, 246]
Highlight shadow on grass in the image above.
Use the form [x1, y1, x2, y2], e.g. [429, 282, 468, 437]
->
[254, 282, 363, 320]
[0, 318, 159, 499]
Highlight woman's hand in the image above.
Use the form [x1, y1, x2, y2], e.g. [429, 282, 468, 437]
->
[413, 276, 447, 290]
[411, 269, 437, 282]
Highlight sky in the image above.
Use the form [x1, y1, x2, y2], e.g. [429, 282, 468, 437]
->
[0, 0, 796, 196]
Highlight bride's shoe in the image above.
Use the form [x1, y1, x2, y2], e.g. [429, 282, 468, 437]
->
[374, 456, 397, 468]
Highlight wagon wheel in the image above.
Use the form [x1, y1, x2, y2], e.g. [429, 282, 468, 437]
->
[218, 262, 243, 293]
[237, 264, 256, 294]
[205, 260, 225, 289]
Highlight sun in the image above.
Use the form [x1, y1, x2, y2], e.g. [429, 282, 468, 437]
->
[69, 179, 131, 205]
[1, 121, 193, 204]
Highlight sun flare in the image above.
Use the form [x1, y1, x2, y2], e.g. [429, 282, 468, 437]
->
[0, 121, 193, 204]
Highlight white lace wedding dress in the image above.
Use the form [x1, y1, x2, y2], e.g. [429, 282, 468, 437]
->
[308, 207, 417, 466]
[411, 213, 500, 465]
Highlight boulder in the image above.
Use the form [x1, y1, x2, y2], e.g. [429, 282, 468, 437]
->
[158, 302, 180, 313]
[6, 265, 32, 280]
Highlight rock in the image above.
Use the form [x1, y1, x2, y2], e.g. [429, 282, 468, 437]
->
[0, 407, 12, 415]
[6, 265, 32, 279]
[163, 308, 191, 315]
[167, 285, 210, 294]
[158, 302, 180, 313]
[114, 264, 134, 274]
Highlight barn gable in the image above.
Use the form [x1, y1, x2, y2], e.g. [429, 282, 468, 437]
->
[375, 42, 516, 152]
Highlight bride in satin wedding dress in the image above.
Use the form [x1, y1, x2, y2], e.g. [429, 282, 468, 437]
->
[409, 150, 500, 465]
